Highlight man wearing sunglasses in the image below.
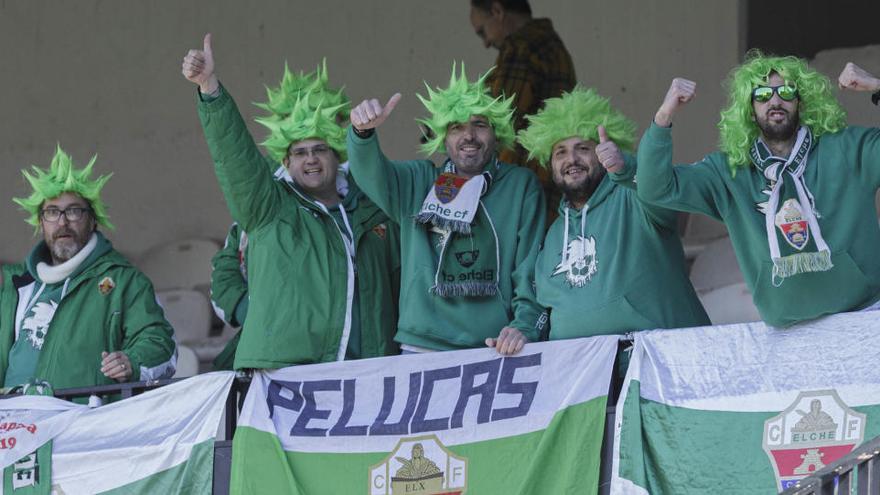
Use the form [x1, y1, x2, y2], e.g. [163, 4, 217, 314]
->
[636, 50, 880, 327]
[0, 147, 176, 391]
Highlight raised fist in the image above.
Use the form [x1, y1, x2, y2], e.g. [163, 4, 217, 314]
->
[838, 62, 880, 92]
[350, 94, 402, 131]
[182, 33, 218, 95]
[654, 78, 696, 127]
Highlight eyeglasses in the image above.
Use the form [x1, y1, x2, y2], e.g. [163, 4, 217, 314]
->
[752, 85, 798, 102]
[40, 206, 91, 223]
[289, 144, 332, 159]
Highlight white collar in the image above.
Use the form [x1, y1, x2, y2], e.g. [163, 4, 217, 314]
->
[36, 233, 98, 284]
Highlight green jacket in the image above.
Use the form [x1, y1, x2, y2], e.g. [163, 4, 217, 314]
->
[347, 128, 546, 350]
[198, 88, 400, 369]
[0, 236, 176, 389]
[637, 123, 880, 327]
[211, 222, 249, 328]
[536, 156, 709, 339]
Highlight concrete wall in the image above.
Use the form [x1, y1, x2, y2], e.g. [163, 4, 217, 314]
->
[0, 0, 742, 263]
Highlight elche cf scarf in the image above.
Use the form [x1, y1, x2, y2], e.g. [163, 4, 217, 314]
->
[750, 126, 832, 285]
[416, 159, 500, 297]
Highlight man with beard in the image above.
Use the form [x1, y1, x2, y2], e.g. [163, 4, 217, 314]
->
[637, 51, 880, 327]
[182, 34, 400, 368]
[518, 87, 708, 340]
[348, 64, 545, 355]
[0, 147, 176, 390]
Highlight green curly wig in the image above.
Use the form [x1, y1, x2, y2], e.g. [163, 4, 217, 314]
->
[417, 62, 516, 156]
[256, 93, 348, 163]
[719, 50, 847, 170]
[13, 145, 113, 230]
[517, 86, 637, 167]
[253, 59, 350, 120]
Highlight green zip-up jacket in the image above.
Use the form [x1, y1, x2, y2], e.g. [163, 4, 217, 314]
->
[637, 123, 880, 327]
[198, 88, 400, 369]
[0, 236, 176, 389]
[347, 128, 545, 350]
[211, 222, 249, 328]
[536, 157, 709, 339]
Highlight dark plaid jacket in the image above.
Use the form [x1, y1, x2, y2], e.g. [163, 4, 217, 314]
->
[487, 18, 576, 214]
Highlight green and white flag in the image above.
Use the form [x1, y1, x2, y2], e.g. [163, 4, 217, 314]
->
[231, 337, 618, 494]
[612, 311, 880, 494]
[0, 372, 233, 494]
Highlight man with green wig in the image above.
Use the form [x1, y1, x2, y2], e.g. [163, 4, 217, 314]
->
[348, 64, 545, 355]
[518, 87, 709, 339]
[208, 60, 355, 370]
[182, 34, 400, 368]
[0, 147, 176, 390]
[638, 51, 880, 327]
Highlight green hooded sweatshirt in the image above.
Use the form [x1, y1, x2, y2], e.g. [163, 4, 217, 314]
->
[0, 233, 176, 390]
[347, 128, 545, 350]
[637, 123, 880, 327]
[535, 157, 709, 339]
[197, 87, 400, 369]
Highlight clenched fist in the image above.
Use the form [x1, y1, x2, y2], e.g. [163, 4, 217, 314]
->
[838, 62, 880, 92]
[654, 78, 696, 128]
[182, 33, 218, 95]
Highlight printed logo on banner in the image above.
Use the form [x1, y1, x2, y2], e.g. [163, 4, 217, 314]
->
[762, 389, 865, 491]
[369, 435, 467, 495]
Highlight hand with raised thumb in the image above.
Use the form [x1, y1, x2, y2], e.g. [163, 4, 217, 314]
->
[595, 125, 625, 173]
[350, 93, 402, 131]
[182, 33, 219, 95]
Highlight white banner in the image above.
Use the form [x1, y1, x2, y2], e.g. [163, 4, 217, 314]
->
[0, 372, 234, 494]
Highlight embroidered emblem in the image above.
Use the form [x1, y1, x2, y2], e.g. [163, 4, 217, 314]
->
[552, 236, 598, 288]
[455, 250, 479, 268]
[98, 277, 116, 295]
[775, 198, 810, 250]
[22, 301, 59, 350]
[763, 389, 865, 491]
[372, 223, 388, 240]
[434, 173, 468, 204]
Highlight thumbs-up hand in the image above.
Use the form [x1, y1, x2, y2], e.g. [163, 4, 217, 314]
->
[182, 33, 219, 94]
[350, 93, 402, 131]
[595, 125, 625, 173]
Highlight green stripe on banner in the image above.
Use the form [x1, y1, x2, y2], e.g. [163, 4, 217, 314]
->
[619, 381, 880, 494]
[100, 438, 215, 495]
[231, 396, 607, 494]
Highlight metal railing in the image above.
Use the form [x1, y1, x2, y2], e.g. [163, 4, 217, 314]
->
[780, 435, 880, 495]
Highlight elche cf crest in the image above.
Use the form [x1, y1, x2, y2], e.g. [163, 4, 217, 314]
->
[434, 173, 468, 204]
[775, 198, 810, 250]
[762, 389, 865, 491]
[369, 435, 467, 495]
[552, 236, 598, 288]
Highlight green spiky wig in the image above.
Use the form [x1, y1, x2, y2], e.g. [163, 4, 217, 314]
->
[13, 145, 113, 230]
[253, 60, 350, 120]
[417, 63, 516, 156]
[719, 50, 847, 171]
[256, 93, 348, 163]
[517, 86, 637, 167]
